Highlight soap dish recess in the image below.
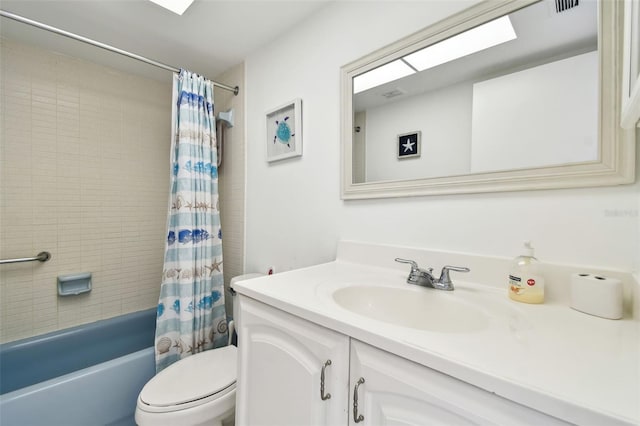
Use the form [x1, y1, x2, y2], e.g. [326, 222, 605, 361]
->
[57, 272, 92, 296]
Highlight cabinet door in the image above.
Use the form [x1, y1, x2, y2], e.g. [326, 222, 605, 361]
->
[349, 340, 569, 426]
[236, 296, 350, 426]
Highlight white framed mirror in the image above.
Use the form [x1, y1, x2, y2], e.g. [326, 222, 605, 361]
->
[621, 0, 640, 128]
[341, 0, 636, 199]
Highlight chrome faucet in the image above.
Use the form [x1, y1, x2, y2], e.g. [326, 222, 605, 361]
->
[395, 258, 470, 291]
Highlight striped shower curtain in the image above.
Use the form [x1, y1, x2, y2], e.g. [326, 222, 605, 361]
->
[154, 70, 227, 373]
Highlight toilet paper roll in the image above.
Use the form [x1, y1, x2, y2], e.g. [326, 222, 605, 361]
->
[570, 273, 623, 320]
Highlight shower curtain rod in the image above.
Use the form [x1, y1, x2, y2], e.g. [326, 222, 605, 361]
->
[0, 10, 239, 96]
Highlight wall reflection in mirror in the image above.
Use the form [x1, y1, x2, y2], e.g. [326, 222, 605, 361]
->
[352, 0, 597, 184]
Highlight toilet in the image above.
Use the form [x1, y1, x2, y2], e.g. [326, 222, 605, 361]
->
[135, 273, 263, 426]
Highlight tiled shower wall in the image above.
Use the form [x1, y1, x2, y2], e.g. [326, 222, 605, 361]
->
[0, 38, 172, 343]
[214, 63, 246, 319]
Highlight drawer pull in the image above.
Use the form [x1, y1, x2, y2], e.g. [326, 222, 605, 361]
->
[320, 360, 332, 401]
[353, 377, 365, 423]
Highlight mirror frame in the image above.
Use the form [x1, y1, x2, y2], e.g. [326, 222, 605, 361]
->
[341, 0, 635, 199]
[621, 0, 640, 128]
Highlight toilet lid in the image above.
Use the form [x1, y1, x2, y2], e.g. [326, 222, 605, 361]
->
[140, 345, 237, 407]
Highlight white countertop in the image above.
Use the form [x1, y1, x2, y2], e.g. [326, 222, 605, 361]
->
[233, 246, 639, 425]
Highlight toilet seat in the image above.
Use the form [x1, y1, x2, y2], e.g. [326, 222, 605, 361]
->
[138, 345, 237, 414]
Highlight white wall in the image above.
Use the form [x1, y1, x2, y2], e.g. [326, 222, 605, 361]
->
[365, 81, 471, 181]
[471, 51, 598, 172]
[245, 1, 639, 277]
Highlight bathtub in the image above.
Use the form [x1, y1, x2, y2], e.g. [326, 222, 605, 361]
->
[0, 309, 157, 426]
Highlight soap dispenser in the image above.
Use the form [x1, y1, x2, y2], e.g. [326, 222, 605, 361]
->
[508, 241, 545, 304]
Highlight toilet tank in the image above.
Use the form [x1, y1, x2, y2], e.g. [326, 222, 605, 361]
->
[229, 273, 264, 323]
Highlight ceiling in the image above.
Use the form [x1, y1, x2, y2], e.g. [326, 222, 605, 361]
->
[0, 0, 331, 84]
[354, 0, 598, 111]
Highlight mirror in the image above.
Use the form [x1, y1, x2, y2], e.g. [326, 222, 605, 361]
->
[341, 0, 635, 199]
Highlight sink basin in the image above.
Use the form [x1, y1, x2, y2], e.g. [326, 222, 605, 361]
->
[332, 285, 490, 333]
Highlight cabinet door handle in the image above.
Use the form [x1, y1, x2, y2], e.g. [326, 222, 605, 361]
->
[353, 377, 365, 423]
[320, 360, 332, 401]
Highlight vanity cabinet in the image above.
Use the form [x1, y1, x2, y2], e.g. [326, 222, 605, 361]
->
[349, 340, 568, 426]
[235, 296, 350, 426]
[236, 296, 569, 426]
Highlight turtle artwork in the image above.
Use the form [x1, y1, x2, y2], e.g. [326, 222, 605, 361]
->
[274, 116, 295, 147]
[266, 99, 302, 162]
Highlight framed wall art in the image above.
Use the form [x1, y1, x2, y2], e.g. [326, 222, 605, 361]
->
[266, 98, 302, 162]
[397, 131, 421, 159]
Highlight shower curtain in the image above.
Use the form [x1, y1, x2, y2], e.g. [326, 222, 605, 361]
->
[154, 70, 227, 373]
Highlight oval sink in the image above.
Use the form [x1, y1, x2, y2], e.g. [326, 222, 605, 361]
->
[332, 285, 489, 333]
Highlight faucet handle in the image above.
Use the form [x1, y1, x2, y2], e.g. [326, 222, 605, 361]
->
[439, 265, 470, 285]
[395, 258, 419, 271]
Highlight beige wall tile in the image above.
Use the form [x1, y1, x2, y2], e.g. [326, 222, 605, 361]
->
[214, 63, 246, 319]
[0, 38, 171, 343]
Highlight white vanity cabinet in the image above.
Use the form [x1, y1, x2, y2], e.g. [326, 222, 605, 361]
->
[235, 296, 350, 426]
[236, 296, 570, 426]
[349, 340, 569, 426]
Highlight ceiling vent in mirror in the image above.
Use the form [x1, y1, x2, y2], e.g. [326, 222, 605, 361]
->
[381, 88, 406, 99]
[555, 0, 579, 13]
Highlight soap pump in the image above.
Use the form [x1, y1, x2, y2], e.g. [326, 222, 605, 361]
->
[508, 241, 545, 304]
